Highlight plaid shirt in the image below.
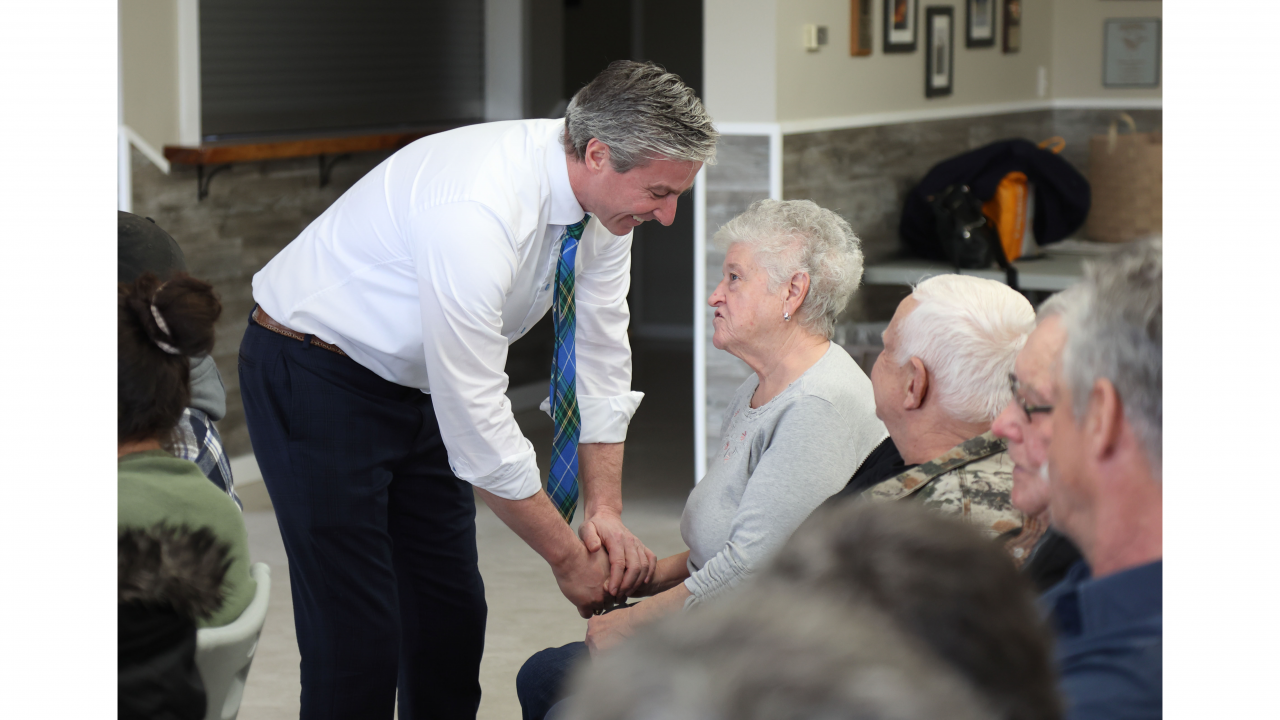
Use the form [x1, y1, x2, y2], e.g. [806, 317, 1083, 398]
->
[174, 408, 241, 510]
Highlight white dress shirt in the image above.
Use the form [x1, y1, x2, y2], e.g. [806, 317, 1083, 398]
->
[253, 119, 644, 501]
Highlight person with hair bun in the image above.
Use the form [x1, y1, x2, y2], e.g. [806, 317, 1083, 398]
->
[118, 272, 256, 629]
[119, 211, 239, 508]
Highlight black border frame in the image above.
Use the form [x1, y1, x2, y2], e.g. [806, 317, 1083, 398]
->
[966, 0, 996, 48]
[925, 6, 954, 98]
[1102, 18, 1161, 88]
[884, 0, 918, 53]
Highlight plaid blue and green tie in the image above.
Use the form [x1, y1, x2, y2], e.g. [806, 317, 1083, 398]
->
[547, 215, 590, 523]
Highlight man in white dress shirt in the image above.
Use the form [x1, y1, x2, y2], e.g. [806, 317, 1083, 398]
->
[238, 61, 717, 719]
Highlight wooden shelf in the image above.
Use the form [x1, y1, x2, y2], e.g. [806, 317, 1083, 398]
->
[163, 126, 465, 165]
[161, 124, 468, 200]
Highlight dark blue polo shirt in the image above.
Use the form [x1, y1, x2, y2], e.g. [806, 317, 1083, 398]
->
[1041, 559, 1162, 720]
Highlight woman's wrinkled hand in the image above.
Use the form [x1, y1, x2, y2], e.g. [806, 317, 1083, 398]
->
[585, 604, 640, 656]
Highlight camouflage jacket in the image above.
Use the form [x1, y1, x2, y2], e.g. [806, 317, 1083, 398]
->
[863, 432, 1023, 540]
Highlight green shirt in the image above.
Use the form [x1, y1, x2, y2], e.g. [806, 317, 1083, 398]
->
[118, 450, 257, 628]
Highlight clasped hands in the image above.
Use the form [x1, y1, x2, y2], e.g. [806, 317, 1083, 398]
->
[553, 509, 656, 619]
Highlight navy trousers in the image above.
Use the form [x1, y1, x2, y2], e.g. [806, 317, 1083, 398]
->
[238, 316, 487, 719]
[516, 642, 587, 720]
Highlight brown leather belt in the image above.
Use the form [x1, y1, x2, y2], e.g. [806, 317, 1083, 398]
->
[252, 306, 348, 357]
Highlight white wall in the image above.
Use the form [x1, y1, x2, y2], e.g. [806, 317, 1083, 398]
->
[119, 0, 201, 171]
[703, 0, 779, 123]
[774, 0, 1054, 123]
[704, 0, 1160, 126]
[1051, 0, 1161, 101]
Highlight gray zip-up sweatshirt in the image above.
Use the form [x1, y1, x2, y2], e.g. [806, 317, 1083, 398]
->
[681, 343, 887, 606]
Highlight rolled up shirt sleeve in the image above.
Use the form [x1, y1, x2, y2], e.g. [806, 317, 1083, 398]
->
[539, 219, 644, 443]
[683, 399, 861, 605]
[410, 202, 543, 501]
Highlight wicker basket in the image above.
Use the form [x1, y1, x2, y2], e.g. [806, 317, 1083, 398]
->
[1084, 113, 1162, 243]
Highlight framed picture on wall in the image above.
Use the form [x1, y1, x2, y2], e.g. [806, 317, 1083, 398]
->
[1002, 0, 1021, 53]
[851, 0, 873, 56]
[885, 0, 918, 53]
[1103, 18, 1161, 87]
[926, 6, 953, 97]
[966, 0, 996, 48]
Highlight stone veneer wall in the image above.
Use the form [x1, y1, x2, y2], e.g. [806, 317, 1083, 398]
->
[130, 147, 394, 456]
[700, 107, 1161, 473]
[785, 107, 1163, 323]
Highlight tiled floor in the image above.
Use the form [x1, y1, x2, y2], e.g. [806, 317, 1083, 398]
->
[232, 341, 696, 719]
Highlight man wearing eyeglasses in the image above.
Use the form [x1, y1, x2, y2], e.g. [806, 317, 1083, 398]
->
[827, 274, 1037, 557]
[991, 288, 1085, 591]
[1020, 239, 1162, 720]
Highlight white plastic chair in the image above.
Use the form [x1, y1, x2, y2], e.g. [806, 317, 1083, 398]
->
[195, 562, 271, 720]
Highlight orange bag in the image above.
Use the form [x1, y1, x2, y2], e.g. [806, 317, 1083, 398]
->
[983, 171, 1031, 262]
[981, 136, 1063, 261]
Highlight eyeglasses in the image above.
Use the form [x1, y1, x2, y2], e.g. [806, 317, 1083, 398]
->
[1008, 373, 1053, 423]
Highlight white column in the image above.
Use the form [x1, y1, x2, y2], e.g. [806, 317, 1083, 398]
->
[485, 0, 525, 121]
[692, 166, 707, 481]
[176, 0, 201, 145]
[118, 10, 131, 212]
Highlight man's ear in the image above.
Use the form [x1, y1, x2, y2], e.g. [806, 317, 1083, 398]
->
[1084, 378, 1123, 462]
[903, 357, 929, 411]
[584, 138, 611, 173]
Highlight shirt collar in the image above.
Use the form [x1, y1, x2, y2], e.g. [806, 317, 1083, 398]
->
[545, 120, 586, 226]
[1046, 559, 1162, 638]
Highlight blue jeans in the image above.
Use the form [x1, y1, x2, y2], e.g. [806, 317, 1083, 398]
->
[517, 642, 588, 720]
[239, 316, 487, 719]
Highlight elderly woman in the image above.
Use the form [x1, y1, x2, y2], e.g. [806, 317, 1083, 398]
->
[517, 199, 887, 719]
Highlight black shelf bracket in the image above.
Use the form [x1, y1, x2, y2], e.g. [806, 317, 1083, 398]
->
[318, 153, 352, 188]
[196, 164, 233, 201]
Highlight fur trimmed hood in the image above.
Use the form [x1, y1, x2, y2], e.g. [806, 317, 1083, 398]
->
[118, 524, 229, 620]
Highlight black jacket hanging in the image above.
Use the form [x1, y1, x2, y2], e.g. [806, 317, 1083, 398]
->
[900, 139, 1091, 262]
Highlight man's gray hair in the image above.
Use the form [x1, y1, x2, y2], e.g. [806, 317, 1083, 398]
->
[559, 587, 993, 720]
[712, 199, 864, 339]
[1062, 237, 1162, 476]
[1036, 285, 1087, 324]
[564, 60, 718, 173]
[894, 275, 1036, 423]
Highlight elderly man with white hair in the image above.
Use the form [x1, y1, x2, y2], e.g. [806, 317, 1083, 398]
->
[830, 274, 1037, 551]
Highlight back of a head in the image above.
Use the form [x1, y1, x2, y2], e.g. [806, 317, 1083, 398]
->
[895, 275, 1035, 423]
[118, 211, 188, 284]
[118, 524, 230, 720]
[1062, 237, 1162, 477]
[560, 586, 994, 720]
[763, 502, 1060, 720]
[563, 60, 718, 173]
[118, 273, 222, 445]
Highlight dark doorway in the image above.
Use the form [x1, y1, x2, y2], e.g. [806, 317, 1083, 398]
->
[563, 0, 703, 343]
[511, 0, 703, 496]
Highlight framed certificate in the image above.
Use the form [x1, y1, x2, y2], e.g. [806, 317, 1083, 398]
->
[1103, 18, 1161, 88]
